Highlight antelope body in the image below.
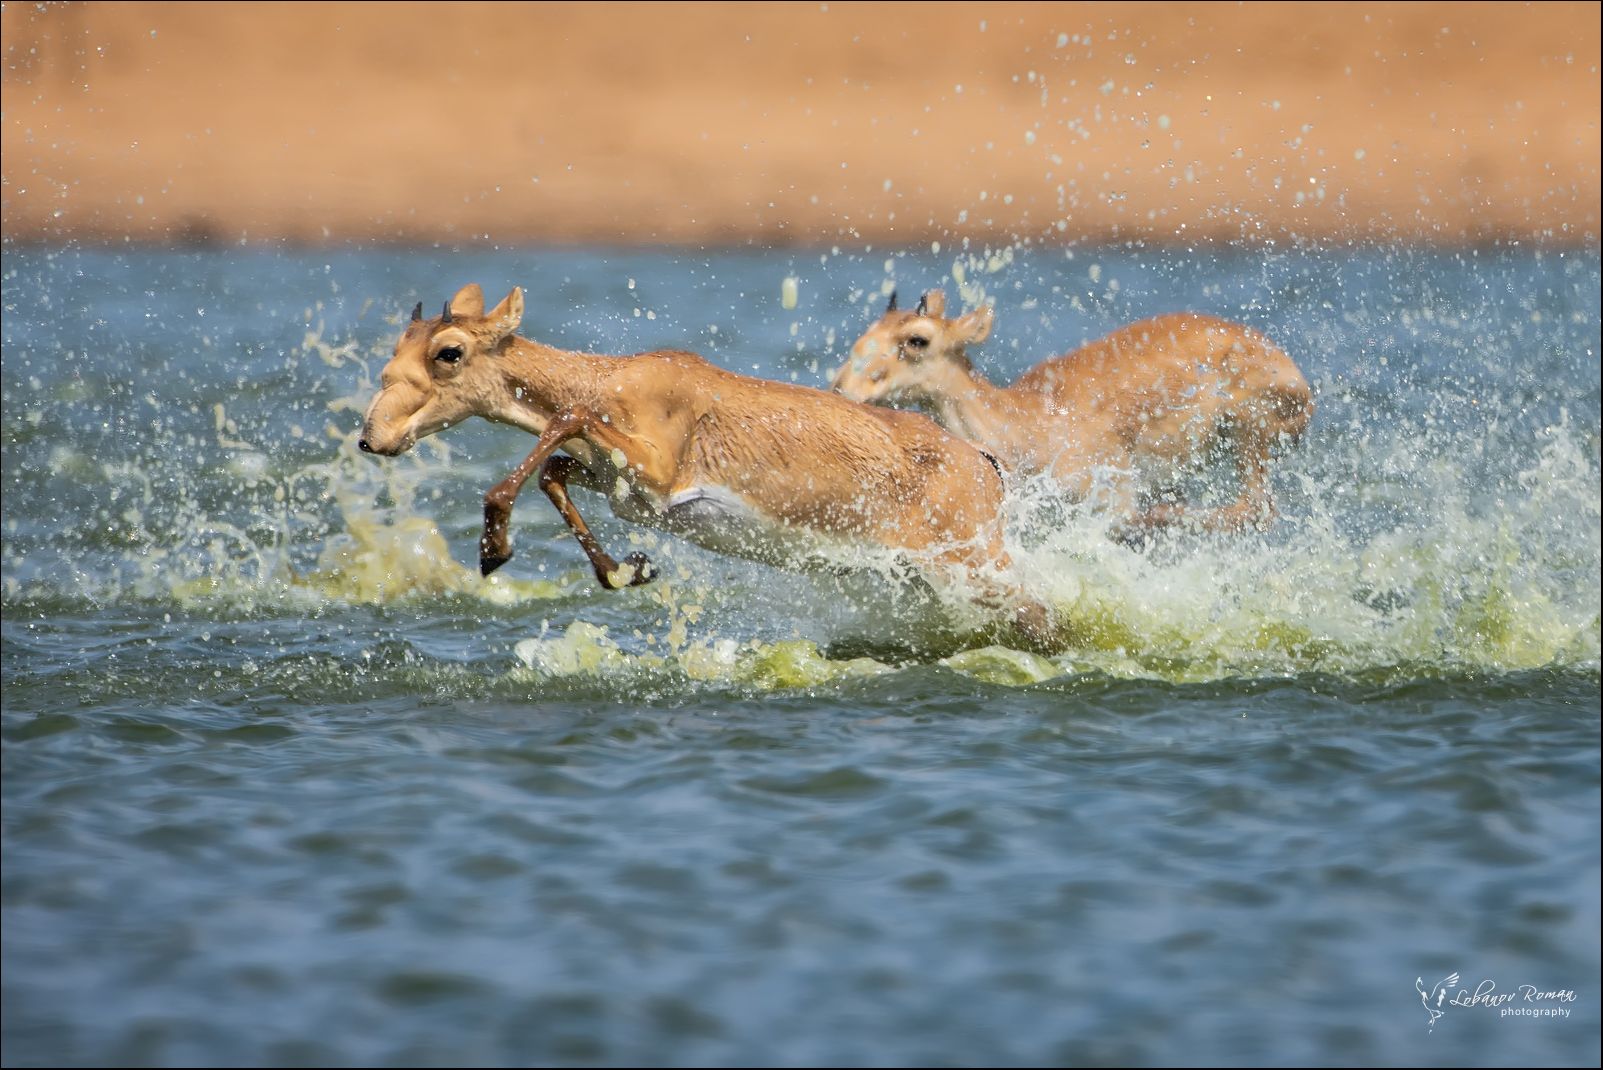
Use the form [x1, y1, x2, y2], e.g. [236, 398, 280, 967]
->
[359, 283, 1046, 638]
[831, 291, 1314, 533]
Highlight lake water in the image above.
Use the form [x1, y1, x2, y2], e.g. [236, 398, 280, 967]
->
[2, 243, 1599, 1066]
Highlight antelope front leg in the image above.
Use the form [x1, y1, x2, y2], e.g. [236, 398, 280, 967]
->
[1136, 438, 1276, 536]
[538, 455, 658, 590]
[479, 411, 589, 576]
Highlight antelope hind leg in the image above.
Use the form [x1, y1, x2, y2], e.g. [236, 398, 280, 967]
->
[939, 545, 1059, 653]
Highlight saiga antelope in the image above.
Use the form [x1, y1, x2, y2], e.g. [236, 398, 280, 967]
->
[831, 291, 1313, 533]
[358, 284, 1049, 642]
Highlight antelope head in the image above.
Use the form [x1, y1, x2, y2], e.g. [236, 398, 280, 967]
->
[829, 289, 994, 408]
[359, 282, 524, 455]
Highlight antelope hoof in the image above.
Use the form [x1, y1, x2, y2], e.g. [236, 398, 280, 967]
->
[1139, 502, 1185, 529]
[602, 552, 658, 590]
[1109, 517, 1155, 551]
[1014, 601, 1053, 648]
[480, 547, 512, 576]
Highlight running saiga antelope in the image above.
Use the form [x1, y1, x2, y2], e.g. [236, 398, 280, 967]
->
[831, 291, 1313, 533]
[358, 283, 1049, 640]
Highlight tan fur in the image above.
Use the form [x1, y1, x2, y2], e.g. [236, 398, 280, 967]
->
[831, 292, 1314, 533]
[360, 283, 1049, 640]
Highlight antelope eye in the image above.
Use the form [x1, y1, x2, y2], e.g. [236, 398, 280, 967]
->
[904, 335, 930, 350]
[435, 346, 464, 364]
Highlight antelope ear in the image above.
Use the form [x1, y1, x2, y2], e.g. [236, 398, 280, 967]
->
[952, 304, 994, 344]
[448, 283, 485, 318]
[485, 286, 524, 340]
[919, 289, 948, 318]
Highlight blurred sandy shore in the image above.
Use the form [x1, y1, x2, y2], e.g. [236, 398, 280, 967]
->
[3, 2, 1598, 246]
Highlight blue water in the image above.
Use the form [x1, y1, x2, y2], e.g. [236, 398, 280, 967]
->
[2, 242, 1599, 1066]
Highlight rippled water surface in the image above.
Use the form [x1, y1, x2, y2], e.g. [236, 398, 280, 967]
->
[3, 244, 1600, 1066]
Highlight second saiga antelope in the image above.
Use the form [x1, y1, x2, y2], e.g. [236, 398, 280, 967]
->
[831, 291, 1314, 534]
[358, 283, 1050, 643]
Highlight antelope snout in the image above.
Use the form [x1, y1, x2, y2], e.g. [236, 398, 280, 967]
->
[829, 361, 866, 397]
[358, 385, 423, 456]
[830, 369, 881, 402]
[356, 425, 413, 456]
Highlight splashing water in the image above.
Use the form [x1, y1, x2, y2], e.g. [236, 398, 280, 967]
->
[988, 412, 1600, 680]
[2, 245, 1597, 687]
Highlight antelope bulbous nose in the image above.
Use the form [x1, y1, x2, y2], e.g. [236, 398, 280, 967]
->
[358, 438, 373, 453]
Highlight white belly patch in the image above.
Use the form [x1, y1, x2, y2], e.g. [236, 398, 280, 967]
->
[579, 458, 909, 577]
[619, 483, 881, 574]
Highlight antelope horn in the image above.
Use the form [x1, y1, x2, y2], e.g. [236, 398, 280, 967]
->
[441, 301, 453, 324]
[915, 294, 928, 316]
[411, 301, 423, 322]
[886, 289, 898, 313]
